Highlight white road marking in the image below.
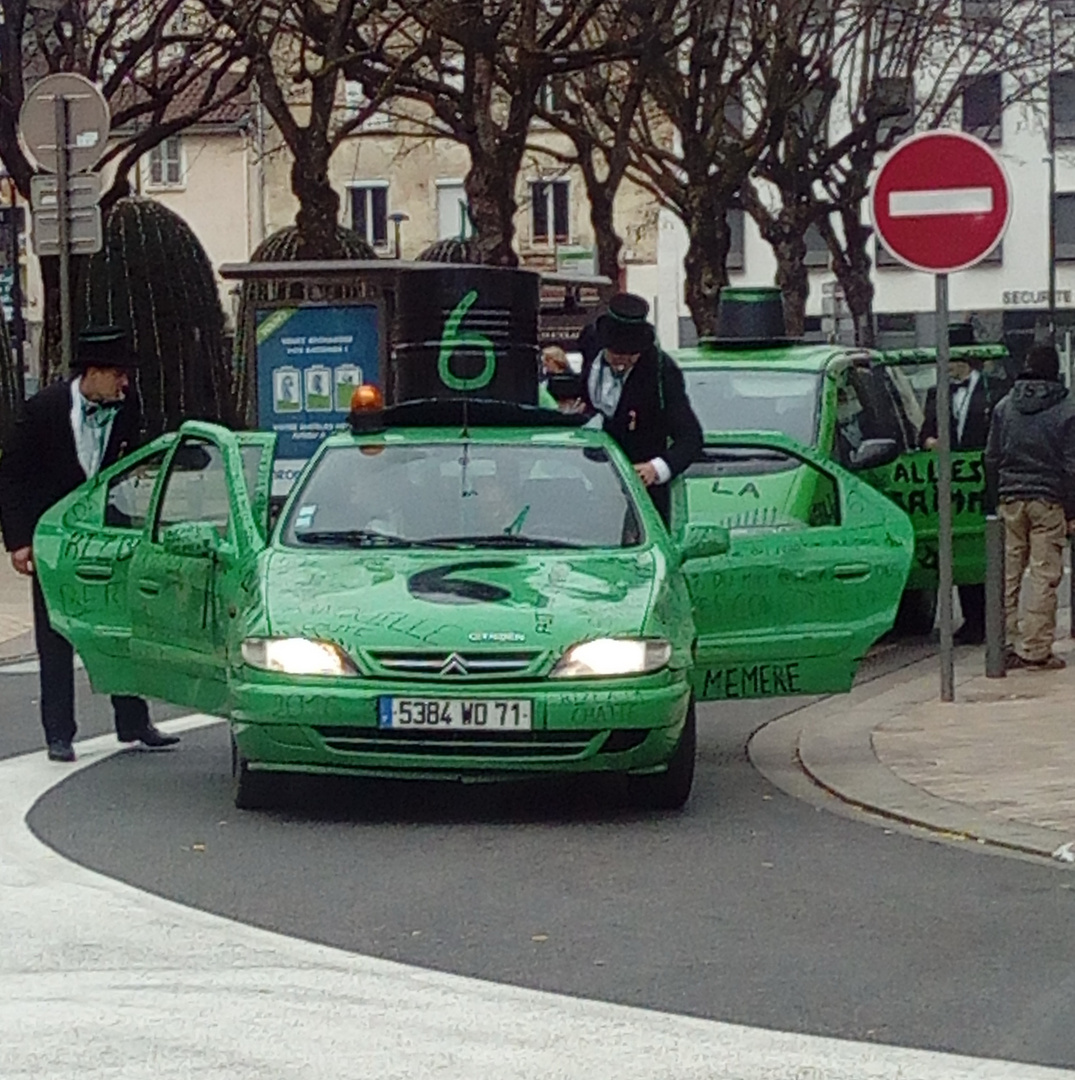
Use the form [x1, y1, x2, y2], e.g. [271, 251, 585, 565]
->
[889, 186, 994, 217]
[0, 715, 1071, 1079]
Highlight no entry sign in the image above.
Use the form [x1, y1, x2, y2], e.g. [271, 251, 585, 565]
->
[870, 130, 1011, 273]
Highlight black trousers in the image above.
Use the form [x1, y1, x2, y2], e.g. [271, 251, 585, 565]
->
[958, 583, 986, 638]
[32, 576, 150, 745]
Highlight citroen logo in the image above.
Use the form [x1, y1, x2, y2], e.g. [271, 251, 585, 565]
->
[440, 653, 470, 676]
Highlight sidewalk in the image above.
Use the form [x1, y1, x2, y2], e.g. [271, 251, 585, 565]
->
[754, 609, 1075, 862]
[0, 557, 33, 661]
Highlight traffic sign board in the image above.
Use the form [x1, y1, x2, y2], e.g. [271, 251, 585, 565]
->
[30, 172, 102, 211]
[32, 205, 102, 257]
[870, 131, 1011, 274]
[18, 73, 110, 175]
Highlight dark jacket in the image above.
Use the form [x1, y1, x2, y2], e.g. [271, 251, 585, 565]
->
[0, 379, 141, 551]
[984, 376, 1075, 516]
[580, 345, 704, 519]
[920, 375, 996, 451]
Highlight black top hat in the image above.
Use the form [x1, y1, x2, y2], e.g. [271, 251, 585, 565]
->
[708, 287, 795, 346]
[74, 325, 139, 370]
[599, 293, 655, 354]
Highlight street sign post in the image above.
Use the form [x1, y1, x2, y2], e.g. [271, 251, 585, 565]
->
[870, 130, 1012, 703]
[30, 174, 103, 256]
[18, 74, 110, 373]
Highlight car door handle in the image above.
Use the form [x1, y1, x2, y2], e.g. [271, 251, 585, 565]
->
[137, 578, 161, 596]
[833, 563, 871, 580]
[75, 562, 113, 582]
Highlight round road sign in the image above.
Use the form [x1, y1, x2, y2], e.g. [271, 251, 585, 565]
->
[869, 130, 1011, 274]
[19, 73, 110, 175]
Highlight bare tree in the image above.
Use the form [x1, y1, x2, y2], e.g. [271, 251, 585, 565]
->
[749, 0, 1055, 345]
[530, 0, 684, 283]
[0, 0, 253, 380]
[626, 0, 806, 338]
[353, 0, 648, 265]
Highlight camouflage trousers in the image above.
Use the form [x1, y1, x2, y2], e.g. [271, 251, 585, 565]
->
[999, 499, 1067, 662]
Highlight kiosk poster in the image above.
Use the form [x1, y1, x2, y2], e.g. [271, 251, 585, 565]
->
[255, 305, 380, 493]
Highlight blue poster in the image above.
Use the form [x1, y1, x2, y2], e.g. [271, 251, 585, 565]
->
[255, 305, 381, 470]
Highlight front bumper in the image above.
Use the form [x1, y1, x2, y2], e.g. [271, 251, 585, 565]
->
[229, 670, 691, 781]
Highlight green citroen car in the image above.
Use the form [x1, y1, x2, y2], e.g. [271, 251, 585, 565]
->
[33, 410, 912, 811]
[674, 333, 1014, 634]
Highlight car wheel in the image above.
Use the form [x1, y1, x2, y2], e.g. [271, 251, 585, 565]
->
[231, 734, 276, 811]
[893, 587, 937, 636]
[626, 702, 696, 811]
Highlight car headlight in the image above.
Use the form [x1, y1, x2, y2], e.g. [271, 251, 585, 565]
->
[241, 637, 358, 677]
[549, 638, 671, 678]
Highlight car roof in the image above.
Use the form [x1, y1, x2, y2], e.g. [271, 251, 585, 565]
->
[672, 342, 859, 373]
[320, 425, 613, 448]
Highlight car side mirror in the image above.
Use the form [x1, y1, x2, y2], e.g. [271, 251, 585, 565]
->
[679, 524, 731, 564]
[848, 438, 899, 471]
[159, 521, 223, 559]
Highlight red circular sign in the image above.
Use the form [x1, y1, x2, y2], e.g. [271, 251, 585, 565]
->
[870, 130, 1011, 274]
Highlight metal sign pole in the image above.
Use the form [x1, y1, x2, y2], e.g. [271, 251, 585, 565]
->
[54, 94, 72, 373]
[935, 272, 954, 701]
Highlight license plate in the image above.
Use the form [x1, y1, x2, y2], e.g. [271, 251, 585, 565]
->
[378, 697, 532, 731]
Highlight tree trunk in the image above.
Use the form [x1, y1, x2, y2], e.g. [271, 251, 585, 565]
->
[292, 151, 344, 260]
[683, 208, 731, 339]
[588, 184, 622, 285]
[833, 210, 875, 348]
[464, 151, 520, 267]
[773, 232, 809, 338]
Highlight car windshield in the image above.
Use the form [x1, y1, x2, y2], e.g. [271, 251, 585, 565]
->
[282, 442, 644, 549]
[683, 368, 821, 446]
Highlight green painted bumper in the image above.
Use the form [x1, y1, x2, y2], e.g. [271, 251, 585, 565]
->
[229, 670, 692, 780]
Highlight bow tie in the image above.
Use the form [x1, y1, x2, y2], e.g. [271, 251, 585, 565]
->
[81, 399, 118, 426]
[952, 380, 971, 391]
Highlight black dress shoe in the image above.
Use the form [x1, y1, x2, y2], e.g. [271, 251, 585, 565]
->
[120, 724, 180, 749]
[47, 740, 76, 762]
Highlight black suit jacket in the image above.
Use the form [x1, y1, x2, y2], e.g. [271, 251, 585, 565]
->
[0, 379, 141, 551]
[580, 345, 703, 517]
[920, 377, 994, 451]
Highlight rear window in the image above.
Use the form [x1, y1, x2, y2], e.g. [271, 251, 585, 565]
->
[683, 369, 822, 446]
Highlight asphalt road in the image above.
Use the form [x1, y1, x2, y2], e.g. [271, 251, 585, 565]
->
[6, 642, 1075, 1071]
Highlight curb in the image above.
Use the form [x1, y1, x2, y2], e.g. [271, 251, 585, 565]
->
[751, 654, 1075, 864]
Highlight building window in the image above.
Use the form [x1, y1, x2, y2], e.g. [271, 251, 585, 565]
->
[530, 180, 570, 244]
[1052, 73, 1075, 141]
[350, 183, 389, 248]
[1055, 192, 1075, 260]
[147, 136, 183, 187]
[804, 222, 829, 268]
[961, 73, 1002, 143]
[874, 76, 914, 143]
[727, 207, 745, 271]
[437, 181, 473, 240]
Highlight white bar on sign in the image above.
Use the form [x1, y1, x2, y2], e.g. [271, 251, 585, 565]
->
[888, 186, 993, 217]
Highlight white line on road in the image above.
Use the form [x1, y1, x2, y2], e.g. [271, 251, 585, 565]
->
[0, 716, 1071, 1079]
[889, 186, 994, 217]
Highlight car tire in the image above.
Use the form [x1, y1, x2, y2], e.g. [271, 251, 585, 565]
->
[231, 734, 277, 811]
[894, 588, 937, 637]
[626, 702, 696, 811]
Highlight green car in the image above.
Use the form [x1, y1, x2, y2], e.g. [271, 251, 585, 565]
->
[673, 336, 1013, 635]
[33, 410, 912, 811]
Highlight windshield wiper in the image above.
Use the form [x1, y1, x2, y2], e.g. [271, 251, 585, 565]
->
[294, 529, 420, 548]
[417, 534, 584, 549]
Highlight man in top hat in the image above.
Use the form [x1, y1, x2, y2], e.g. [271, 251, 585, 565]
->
[919, 323, 1001, 645]
[0, 326, 179, 761]
[577, 294, 703, 522]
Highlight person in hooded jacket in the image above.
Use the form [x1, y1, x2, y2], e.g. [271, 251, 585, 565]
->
[984, 343, 1075, 670]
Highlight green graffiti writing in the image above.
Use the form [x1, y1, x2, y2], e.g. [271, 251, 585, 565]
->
[438, 290, 496, 391]
[701, 661, 801, 699]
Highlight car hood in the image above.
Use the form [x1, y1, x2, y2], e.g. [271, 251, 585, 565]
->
[263, 546, 662, 656]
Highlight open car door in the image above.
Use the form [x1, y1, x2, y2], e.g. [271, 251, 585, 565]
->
[672, 432, 914, 701]
[33, 435, 178, 695]
[235, 431, 279, 540]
